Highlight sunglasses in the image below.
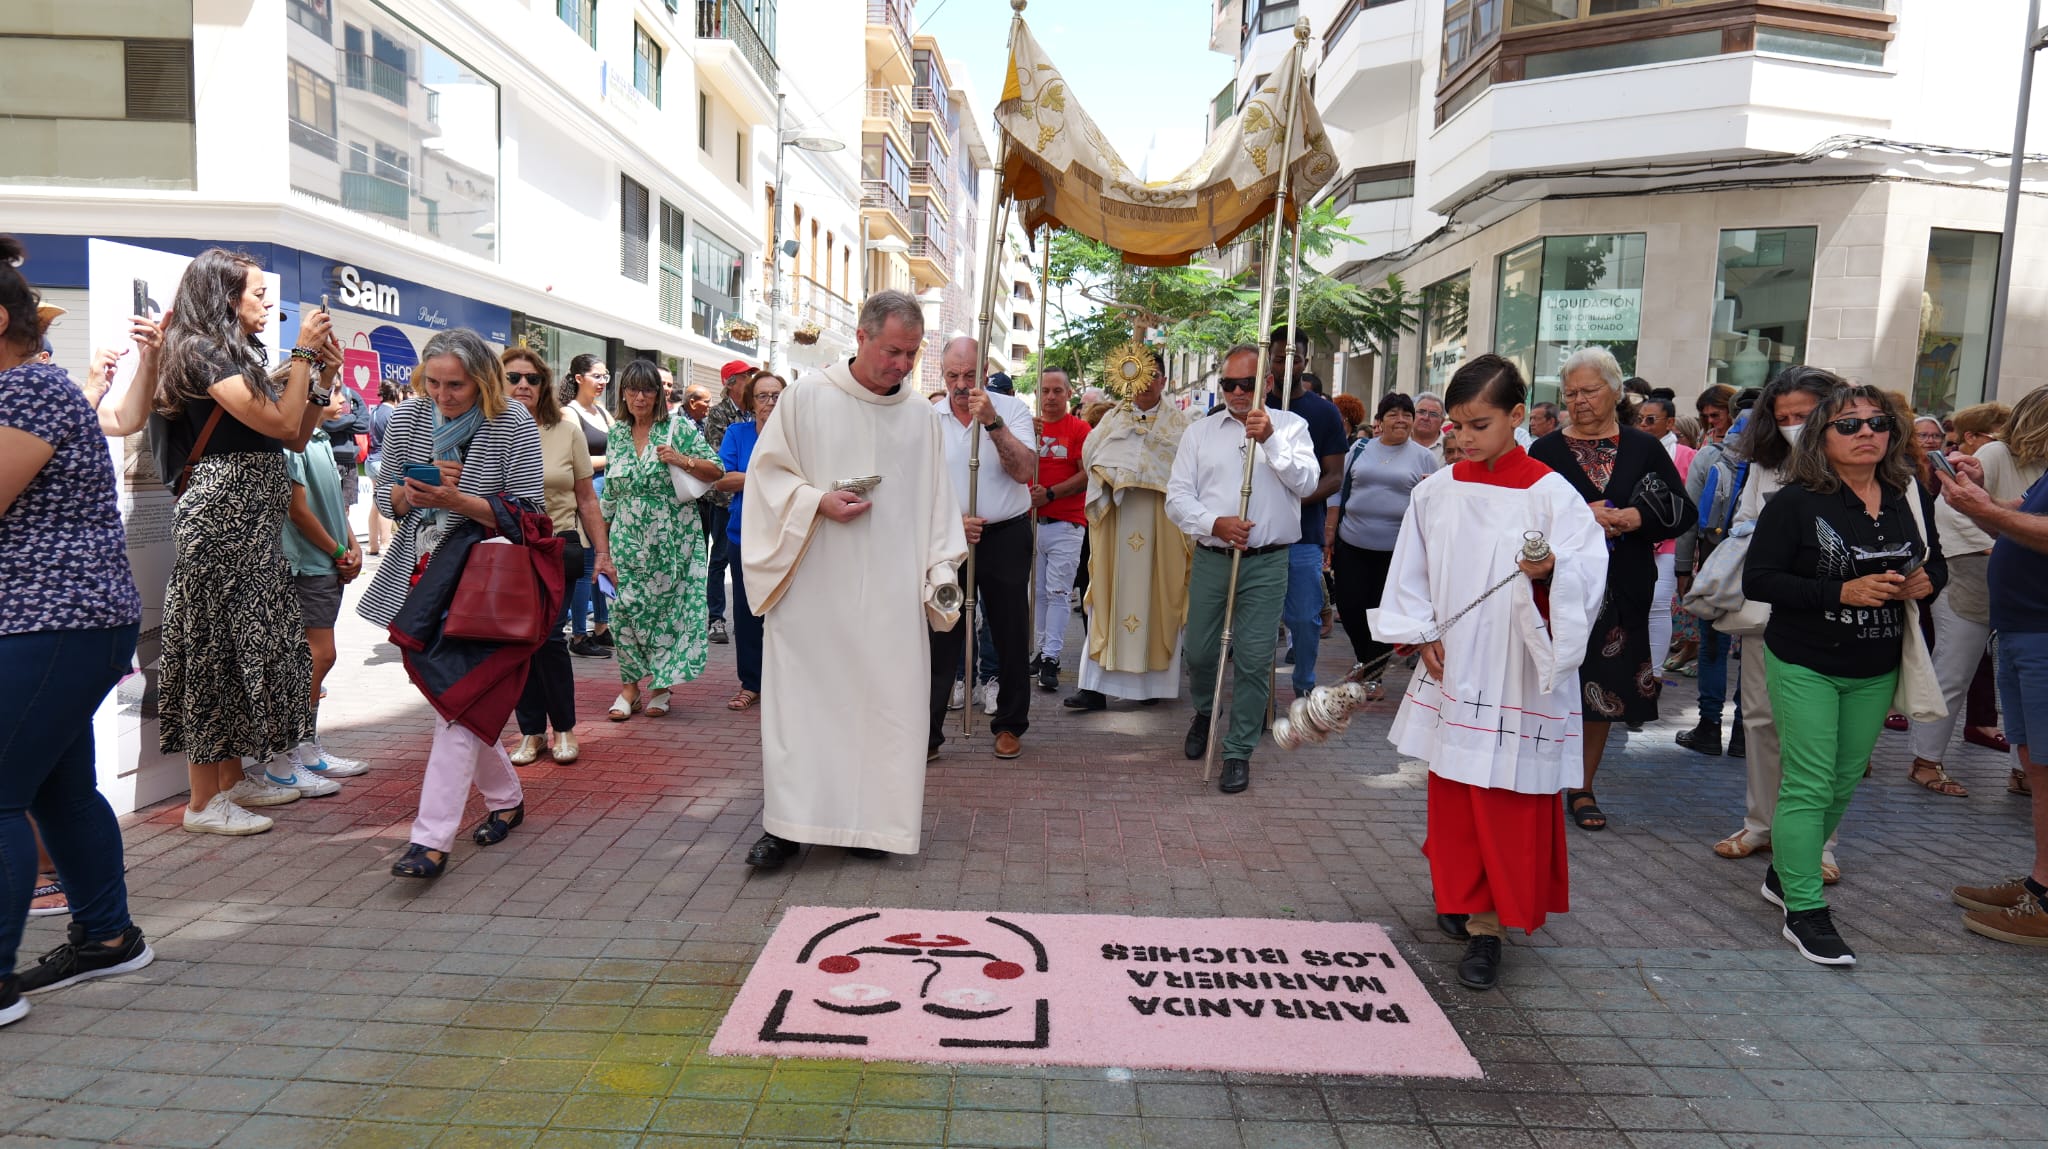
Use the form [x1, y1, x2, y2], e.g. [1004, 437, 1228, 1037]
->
[506, 371, 544, 385]
[1218, 376, 1257, 393]
[1828, 415, 1896, 436]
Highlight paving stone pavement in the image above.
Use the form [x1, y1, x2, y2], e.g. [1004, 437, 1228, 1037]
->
[6, 563, 2045, 1148]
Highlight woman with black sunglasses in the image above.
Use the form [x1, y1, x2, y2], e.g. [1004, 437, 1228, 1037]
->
[1744, 384, 1945, 966]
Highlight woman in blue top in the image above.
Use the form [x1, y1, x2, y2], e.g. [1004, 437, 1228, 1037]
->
[0, 236, 154, 1027]
[713, 371, 785, 712]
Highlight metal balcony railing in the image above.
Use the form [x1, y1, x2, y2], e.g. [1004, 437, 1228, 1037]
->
[861, 178, 910, 223]
[342, 170, 410, 221]
[796, 276, 856, 333]
[343, 52, 408, 107]
[908, 159, 953, 200]
[864, 87, 909, 136]
[908, 229, 948, 262]
[867, 0, 912, 49]
[696, 0, 777, 87]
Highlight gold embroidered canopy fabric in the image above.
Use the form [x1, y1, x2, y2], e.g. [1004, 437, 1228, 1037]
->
[996, 20, 1337, 266]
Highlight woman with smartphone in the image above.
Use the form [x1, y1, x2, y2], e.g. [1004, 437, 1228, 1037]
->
[357, 329, 544, 878]
[598, 360, 721, 722]
[1743, 384, 1945, 965]
[563, 354, 615, 657]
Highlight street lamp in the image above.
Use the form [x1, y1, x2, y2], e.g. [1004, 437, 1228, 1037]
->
[1986, 0, 2048, 392]
[767, 91, 845, 372]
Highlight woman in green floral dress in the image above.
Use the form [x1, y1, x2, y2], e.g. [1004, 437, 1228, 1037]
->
[600, 361, 722, 720]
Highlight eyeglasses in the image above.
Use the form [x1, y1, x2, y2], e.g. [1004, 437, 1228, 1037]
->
[756, 393, 781, 405]
[1828, 415, 1896, 436]
[506, 371, 544, 385]
[1218, 376, 1257, 393]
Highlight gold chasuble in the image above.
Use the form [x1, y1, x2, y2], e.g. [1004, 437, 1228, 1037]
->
[1079, 401, 1195, 695]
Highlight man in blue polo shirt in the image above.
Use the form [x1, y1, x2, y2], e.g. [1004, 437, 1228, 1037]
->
[1265, 327, 1346, 699]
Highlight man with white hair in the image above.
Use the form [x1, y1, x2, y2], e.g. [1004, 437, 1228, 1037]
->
[930, 336, 1038, 760]
[1413, 392, 1448, 461]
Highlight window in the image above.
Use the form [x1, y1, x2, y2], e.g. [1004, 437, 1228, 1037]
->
[621, 174, 650, 282]
[734, 131, 745, 183]
[373, 141, 409, 183]
[348, 141, 369, 172]
[1441, 0, 1503, 76]
[288, 0, 332, 39]
[1417, 272, 1470, 393]
[692, 229, 746, 347]
[659, 201, 688, 328]
[369, 27, 409, 106]
[1494, 233, 1647, 401]
[424, 198, 440, 235]
[287, 60, 337, 160]
[1915, 230, 2002, 417]
[633, 23, 662, 106]
[1755, 26, 1885, 66]
[698, 92, 710, 151]
[1522, 29, 1720, 79]
[559, 0, 597, 47]
[1330, 163, 1414, 208]
[1710, 228, 1817, 392]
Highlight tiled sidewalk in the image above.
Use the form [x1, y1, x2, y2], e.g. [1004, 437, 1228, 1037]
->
[5, 581, 2045, 1148]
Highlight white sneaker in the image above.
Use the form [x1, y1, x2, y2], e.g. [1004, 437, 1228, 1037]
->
[299, 742, 369, 778]
[227, 775, 300, 808]
[979, 679, 999, 715]
[183, 792, 275, 835]
[948, 680, 965, 711]
[263, 764, 340, 798]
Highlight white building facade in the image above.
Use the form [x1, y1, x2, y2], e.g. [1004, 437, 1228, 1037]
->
[1222, 0, 2048, 415]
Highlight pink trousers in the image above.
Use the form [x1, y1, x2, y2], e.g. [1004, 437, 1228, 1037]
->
[412, 718, 523, 852]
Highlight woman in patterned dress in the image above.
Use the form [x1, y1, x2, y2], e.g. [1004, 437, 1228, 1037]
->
[152, 249, 338, 836]
[1529, 347, 1694, 832]
[601, 360, 721, 721]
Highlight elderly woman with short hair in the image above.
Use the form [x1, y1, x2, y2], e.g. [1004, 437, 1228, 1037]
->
[1529, 347, 1694, 832]
[359, 329, 546, 879]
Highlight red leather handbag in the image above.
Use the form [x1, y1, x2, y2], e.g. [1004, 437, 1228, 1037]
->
[442, 540, 545, 644]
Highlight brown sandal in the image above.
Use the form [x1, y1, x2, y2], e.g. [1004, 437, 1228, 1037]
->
[1908, 759, 1969, 798]
[2012, 768, 2033, 796]
[727, 689, 759, 712]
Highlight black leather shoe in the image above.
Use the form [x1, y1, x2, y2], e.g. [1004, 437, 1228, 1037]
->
[847, 847, 887, 860]
[471, 804, 525, 846]
[745, 832, 801, 870]
[390, 843, 447, 879]
[1676, 718, 1722, 757]
[1726, 725, 1747, 759]
[1437, 913, 1470, 940]
[1063, 689, 1106, 711]
[1218, 758, 1250, 794]
[1184, 714, 1211, 760]
[1036, 658, 1060, 692]
[1457, 935, 1503, 990]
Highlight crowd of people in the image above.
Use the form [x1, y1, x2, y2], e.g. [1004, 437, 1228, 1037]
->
[4, 240, 2047, 1031]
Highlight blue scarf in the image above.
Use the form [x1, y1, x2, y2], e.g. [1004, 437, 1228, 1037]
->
[421, 404, 485, 529]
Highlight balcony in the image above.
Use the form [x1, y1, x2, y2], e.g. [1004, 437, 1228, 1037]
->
[861, 179, 912, 237]
[696, 0, 776, 88]
[795, 275, 856, 334]
[342, 170, 409, 221]
[1320, 0, 1421, 137]
[909, 158, 953, 201]
[864, 87, 910, 142]
[343, 51, 407, 107]
[866, 0, 914, 82]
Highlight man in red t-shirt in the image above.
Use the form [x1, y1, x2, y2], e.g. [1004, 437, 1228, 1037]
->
[1030, 369, 1091, 691]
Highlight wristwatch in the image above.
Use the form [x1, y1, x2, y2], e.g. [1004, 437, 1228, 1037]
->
[986, 415, 1006, 433]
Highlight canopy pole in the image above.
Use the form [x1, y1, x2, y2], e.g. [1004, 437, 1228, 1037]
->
[1203, 18, 1310, 784]
[1267, 185, 1311, 728]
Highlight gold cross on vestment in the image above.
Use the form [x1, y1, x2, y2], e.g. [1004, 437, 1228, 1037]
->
[1126, 530, 1146, 551]
[1122, 614, 1141, 634]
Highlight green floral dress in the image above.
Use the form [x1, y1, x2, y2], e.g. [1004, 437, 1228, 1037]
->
[601, 417, 714, 688]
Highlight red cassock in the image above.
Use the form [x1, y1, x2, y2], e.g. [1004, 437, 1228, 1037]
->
[1423, 774, 1569, 933]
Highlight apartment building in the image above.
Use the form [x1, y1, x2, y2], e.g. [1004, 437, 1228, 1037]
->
[1223, 0, 2048, 414]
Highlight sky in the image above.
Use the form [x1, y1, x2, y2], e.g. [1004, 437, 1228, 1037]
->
[916, 0, 1236, 178]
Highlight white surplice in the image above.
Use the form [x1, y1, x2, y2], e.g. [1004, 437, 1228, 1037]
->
[1368, 455, 1609, 795]
[742, 361, 968, 853]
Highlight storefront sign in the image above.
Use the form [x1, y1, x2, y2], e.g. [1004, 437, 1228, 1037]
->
[303, 253, 511, 345]
[1538, 289, 1640, 345]
[334, 264, 402, 316]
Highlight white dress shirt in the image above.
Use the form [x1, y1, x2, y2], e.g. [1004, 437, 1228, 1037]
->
[935, 390, 1037, 524]
[1165, 406, 1320, 549]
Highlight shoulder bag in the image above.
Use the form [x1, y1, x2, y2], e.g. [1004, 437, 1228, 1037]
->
[1682, 520, 1771, 636]
[442, 506, 546, 645]
[1892, 479, 1946, 723]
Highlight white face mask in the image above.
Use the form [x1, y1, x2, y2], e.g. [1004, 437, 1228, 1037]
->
[1779, 422, 1804, 445]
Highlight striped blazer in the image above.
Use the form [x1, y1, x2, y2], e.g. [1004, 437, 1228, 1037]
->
[356, 396, 545, 627]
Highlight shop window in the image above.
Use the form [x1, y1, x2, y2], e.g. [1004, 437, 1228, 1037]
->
[1494, 233, 1646, 403]
[621, 174, 651, 282]
[634, 23, 662, 107]
[1710, 227, 1816, 392]
[1417, 272, 1470, 394]
[1915, 229, 2001, 418]
[291, 0, 498, 260]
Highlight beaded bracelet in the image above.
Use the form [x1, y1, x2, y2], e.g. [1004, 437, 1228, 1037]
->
[289, 347, 320, 364]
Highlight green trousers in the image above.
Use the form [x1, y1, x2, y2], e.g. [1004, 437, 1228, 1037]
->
[1185, 547, 1288, 760]
[1764, 649, 1898, 911]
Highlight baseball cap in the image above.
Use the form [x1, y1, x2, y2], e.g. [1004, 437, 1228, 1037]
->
[720, 359, 755, 382]
[985, 372, 1014, 395]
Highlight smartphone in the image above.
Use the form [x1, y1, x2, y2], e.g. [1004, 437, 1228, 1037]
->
[596, 573, 618, 599]
[320, 293, 330, 313]
[1926, 450, 1958, 480]
[404, 463, 444, 486]
[132, 278, 150, 318]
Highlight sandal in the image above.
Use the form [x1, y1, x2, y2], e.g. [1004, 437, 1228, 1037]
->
[1566, 790, 1608, 831]
[727, 689, 760, 712]
[471, 803, 525, 846]
[1713, 830, 1768, 859]
[2011, 768, 2032, 796]
[390, 843, 447, 879]
[1821, 860, 1842, 885]
[29, 877, 66, 918]
[644, 689, 672, 718]
[1908, 759, 1969, 798]
[608, 692, 640, 722]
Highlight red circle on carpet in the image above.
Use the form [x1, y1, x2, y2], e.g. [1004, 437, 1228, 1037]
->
[817, 955, 860, 974]
[982, 961, 1024, 980]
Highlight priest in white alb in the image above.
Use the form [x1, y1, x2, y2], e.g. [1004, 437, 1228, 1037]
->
[1064, 355, 1196, 711]
[739, 291, 968, 869]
